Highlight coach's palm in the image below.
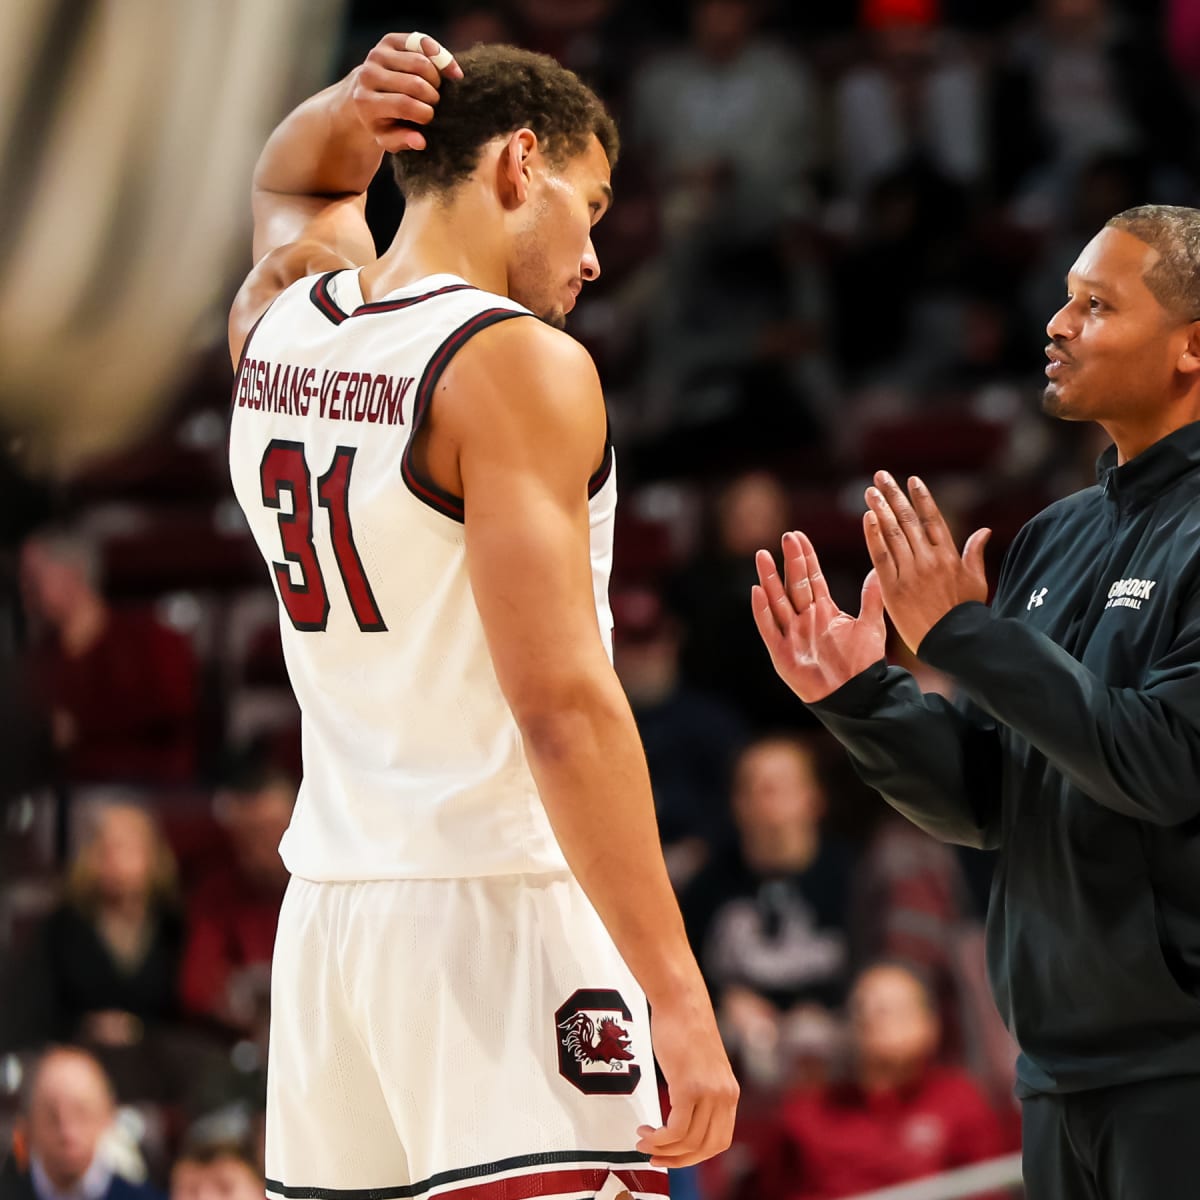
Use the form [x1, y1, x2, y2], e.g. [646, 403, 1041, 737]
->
[751, 531, 886, 703]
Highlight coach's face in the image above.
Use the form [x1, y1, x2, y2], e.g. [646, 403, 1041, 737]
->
[510, 133, 610, 329]
[1044, 227, 1194, 432]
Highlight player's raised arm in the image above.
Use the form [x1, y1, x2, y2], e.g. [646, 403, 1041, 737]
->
[444, 319, 738, 1169]
[229, 33, 461, 366]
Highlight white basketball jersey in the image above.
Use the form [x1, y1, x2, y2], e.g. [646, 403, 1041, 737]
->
[228, 270, 617, 881]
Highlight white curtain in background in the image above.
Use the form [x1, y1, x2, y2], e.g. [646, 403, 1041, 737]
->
[0, 0, 344, 470]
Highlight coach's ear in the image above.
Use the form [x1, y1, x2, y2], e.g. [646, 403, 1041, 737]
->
[1179, 319, 1200, 377]
[498, 128, 538, 210]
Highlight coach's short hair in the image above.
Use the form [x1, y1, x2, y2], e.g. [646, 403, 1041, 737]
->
[390, 44, 618, 200]
[1106, 204, 1200, 321]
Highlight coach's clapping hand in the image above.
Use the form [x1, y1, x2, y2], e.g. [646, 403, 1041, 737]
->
[863, 472, 991, 654]
[351, 32, 464, 153]
[752, 530, 887, 702]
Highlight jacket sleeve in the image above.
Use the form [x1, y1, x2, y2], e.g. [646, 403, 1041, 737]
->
[918, 589, 1200, 826]
[809, 665, 1004, 850]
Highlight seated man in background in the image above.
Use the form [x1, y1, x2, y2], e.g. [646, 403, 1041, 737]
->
[745, 962, 1009, 1200]
[0, 1047, 163, 1200]
[680, 734, 854, 1087]
[179, 744, 294, 1039]
[169, 1139, 262, 1200]
[20, 530, 197, 786]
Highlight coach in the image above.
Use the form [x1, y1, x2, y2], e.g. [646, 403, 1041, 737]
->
[752, 204, 1200, 1199]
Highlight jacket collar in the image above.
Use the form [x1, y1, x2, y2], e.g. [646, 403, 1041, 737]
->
[1096, 420, 1200, 508]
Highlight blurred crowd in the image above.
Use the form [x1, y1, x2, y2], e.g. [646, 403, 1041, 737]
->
[2, 0, 1199, 1197]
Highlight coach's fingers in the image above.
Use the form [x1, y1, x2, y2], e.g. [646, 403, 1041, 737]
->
[962, 526, 992, 585]
[863, 509, 897, 584]
[779, 531, 813, 614]
[859, 567, 884, 628]
[872, 471, 927, 559]
[794, 531, 833, 606]
[865, 485, 912, 570]
[755, 548, 796, 630]
[751, 584, 785, 655]
[907, 475, 954, 549]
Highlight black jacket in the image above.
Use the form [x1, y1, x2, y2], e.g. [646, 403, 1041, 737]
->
[810, 420, 1200, 1097]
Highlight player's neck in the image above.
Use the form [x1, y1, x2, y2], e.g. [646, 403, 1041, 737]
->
[363, 194, 508, 301]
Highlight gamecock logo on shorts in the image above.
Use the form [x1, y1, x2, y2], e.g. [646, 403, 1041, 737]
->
[555, 988, 642, 1095]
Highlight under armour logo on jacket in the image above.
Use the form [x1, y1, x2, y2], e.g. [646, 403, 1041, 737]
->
[1028, 588, 1048, 610]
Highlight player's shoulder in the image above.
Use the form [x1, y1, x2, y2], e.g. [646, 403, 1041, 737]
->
[441, 318, 604, 454]
[449, 313, 600, 395]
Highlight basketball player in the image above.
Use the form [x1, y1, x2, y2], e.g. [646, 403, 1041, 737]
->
[226, 32, 737, 1200]
[754, 206, 1200, 1198]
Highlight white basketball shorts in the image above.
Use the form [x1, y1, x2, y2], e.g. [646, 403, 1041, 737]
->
[264, 871, 667, 1200]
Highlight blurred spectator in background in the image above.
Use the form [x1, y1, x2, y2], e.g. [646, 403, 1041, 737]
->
[612, 588, 746, 887]
[828, 162, 978, 403]
[681, 735, 855, 1087]
[671, 472, 808, 730]
[994, 0, 1195, 222]
[20, 532, 197, 786]
[178, 745, 294, 1040]
[832, 0, 987, 203]
[628, 0, 823, 446]
[1168, 0, 1200, 106]
[16, 803, 183, 1053]
[630, 0, 818, 242]
[168, 1139, 261, 1200]
[1, 1047, 162, 1200]
[743, 963, 1009, 1200]
[443, 4, 514, 51]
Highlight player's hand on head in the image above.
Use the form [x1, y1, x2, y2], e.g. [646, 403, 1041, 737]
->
[752, 530, 886, 703]
[863, 472, 991, 653]
[352, 31, 463, 153]
[637, 996, 738, 1168]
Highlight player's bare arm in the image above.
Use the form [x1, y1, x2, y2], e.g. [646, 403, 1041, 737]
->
[228, 33, 461, 367]
[442, 319, 738, 1168]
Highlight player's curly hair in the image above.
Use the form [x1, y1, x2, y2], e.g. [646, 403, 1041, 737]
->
[1106, 205, 1200, 321]
[390, 44, 619, 200]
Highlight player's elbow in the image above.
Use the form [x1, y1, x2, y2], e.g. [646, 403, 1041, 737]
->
[511, 680, 628, 768]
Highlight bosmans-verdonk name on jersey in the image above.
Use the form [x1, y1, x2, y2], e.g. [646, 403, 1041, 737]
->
[235, 355, 414, 424]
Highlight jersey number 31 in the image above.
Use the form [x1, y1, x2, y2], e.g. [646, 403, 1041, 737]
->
[259, 439, 386, 633]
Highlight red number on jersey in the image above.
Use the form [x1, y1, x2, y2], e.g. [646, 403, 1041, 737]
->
[259, 440, 387, 633]
[317, 447, 386, 632]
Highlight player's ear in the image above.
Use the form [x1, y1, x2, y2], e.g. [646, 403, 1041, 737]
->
[498, 128, 537, 210]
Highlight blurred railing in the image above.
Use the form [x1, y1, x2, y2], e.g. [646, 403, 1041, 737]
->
[844, 1153, 1024, 1200]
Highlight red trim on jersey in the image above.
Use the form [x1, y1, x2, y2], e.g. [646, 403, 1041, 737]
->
[309, 272, 347, 325]
[401, 307, 529, 523]
[309, 272, 478, 324]
[587, 443, 614, 498]
[436, 1166, 669, 1198]
[353, 283, 476, 316]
